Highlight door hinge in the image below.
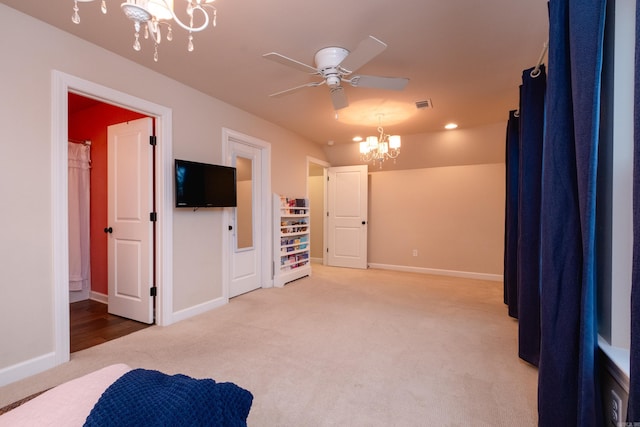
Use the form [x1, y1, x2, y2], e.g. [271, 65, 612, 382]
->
[149, 135, 157, 146]
[150, 286, 157, 297]
[150, 212, 157, 222]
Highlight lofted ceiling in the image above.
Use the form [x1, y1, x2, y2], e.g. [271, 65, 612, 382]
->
[1, 0, 549, 145]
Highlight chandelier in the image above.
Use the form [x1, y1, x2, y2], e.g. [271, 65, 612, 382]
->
[359, 117, 401, 168]
[71, 0, 218, 62]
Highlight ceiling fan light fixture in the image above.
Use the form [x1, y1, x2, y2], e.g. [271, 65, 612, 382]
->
[264, 36, 409, 111]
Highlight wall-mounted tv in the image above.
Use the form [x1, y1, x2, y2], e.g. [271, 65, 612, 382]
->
[175, 159, 237, 208]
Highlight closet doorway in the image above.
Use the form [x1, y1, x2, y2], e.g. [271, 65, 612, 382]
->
[68, 93, 153, 351]
[307, 157, 329, 265]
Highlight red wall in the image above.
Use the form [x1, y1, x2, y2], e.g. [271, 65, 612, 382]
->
[68, 94, 148, 296]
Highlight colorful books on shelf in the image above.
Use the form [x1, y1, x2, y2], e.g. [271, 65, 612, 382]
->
[279, 196, 308, 215]
[274, 194, 311, 284]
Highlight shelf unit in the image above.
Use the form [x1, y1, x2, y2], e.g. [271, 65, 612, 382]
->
[273, 194, 311, 286]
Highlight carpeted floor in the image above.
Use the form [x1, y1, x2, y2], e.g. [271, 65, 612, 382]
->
[0, 264, 538, 426]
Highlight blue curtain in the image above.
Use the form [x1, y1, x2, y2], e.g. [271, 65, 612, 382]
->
[627, 0, 640, 420]
[537, 1, 606, 426]
[504, 109, 520, 319]
[517, 65, 546, 367]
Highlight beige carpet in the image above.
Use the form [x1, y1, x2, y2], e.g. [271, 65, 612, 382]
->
[0, 264, 538, 426]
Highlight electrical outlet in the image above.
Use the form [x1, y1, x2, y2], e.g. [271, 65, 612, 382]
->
[412, 249, 418, 257]
[611, 389, 622, 425]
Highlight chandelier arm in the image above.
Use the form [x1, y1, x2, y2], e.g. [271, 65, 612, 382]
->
[147, 20, 162, 45]
[166, 2, 211, 32]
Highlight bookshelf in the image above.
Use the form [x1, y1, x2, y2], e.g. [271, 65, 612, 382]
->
[273, 194, 311, 286]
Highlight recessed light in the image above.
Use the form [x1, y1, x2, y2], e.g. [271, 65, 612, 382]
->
[353, 136, 363, 142]
[444, 123, 458, 130]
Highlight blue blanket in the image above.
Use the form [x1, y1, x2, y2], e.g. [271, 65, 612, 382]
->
[83, 369, 253, 426]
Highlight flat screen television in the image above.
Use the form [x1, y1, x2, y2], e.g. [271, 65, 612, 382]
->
[174, 159, 237, 208]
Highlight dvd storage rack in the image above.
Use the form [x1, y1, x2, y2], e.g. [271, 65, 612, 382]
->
[273, 194, 311, 286]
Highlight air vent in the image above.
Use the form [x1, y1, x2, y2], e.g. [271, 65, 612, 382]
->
[415, 99, 433, 109]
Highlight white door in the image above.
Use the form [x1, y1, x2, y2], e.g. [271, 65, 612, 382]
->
[106, 118, 154, 323]
[229, 142, 263, 297]
[327, 165, 369, 269]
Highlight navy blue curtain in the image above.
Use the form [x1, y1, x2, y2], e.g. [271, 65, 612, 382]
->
[537, 1, 606, 426]
[504, 109, 520, 318]
[627, 0, 640, 421]
[517, 65, 546, 367]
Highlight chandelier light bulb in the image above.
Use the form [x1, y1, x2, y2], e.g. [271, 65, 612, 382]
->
[388, 135, 401, 149]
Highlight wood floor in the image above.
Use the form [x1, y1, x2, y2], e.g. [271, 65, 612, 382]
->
[70, 299, 152, 353]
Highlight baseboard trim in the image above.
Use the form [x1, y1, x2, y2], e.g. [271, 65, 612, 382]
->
[367, 263, 503, 282]
[90, 291, 108, 304]
[171, 296, 228, 323]
[0, 352, 57, 387]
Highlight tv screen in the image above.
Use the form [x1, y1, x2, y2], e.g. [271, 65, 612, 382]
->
[175, 159, 237, 208]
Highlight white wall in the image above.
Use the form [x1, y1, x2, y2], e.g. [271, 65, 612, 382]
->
[367, 164, 505, 277]
[324, 122, 506, 278]
[0, 4, 326, 383]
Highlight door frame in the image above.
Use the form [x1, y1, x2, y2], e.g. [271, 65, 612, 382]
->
[221, 128, 272, 297]
[52, 71, 174, 367]
[306, 156, 330, 265]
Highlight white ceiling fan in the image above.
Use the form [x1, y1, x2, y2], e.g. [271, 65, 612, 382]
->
[263, 35, 409, 110]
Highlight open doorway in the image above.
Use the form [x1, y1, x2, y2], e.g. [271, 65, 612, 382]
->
[307, 157, 329, 265]
[68, 93, 153, 351]
[52, 71, 173, 371]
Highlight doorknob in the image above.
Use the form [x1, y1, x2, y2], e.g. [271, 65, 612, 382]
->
[104, 227, 113, 234]
[362, 221, 367, 225]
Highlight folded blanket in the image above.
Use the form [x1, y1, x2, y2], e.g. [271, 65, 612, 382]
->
[83, 369, 253, 427]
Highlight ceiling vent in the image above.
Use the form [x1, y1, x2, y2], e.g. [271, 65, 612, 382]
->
[415, 99, 433, 109]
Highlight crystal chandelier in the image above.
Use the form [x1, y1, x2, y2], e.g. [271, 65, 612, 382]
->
[72, 0, 218, 62]
[359, 117, 401, 168]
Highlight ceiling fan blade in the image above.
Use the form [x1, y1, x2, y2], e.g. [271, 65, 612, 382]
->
[338, 35, 387, 73]
[263, 52, 318, 74]
[330, 87, 349, 110]
[349, 75, 409, 91]
[269, 81, 325, 98]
